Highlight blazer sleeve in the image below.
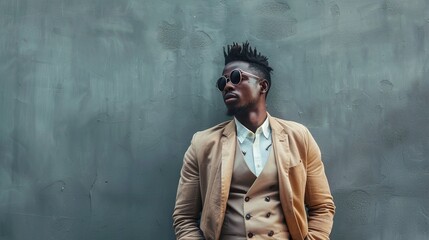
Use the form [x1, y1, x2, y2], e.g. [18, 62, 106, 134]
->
[172, 133, 205, 240]
[304, 128, 336, 240]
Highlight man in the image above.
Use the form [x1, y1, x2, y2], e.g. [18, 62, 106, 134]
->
[173, 42, 335, 240]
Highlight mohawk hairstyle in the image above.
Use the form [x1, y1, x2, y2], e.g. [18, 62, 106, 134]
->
[223, 41, 273, 96]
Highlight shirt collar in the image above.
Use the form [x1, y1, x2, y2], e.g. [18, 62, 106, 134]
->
[234, 115, 271, 143]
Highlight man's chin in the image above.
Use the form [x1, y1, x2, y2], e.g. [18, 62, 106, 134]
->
[226, 105, 245, 116]
[226, 107, 236, 116]
[225, 100, 257, 117]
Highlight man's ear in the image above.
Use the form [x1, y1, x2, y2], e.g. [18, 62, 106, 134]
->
[260, 80, 269, 94]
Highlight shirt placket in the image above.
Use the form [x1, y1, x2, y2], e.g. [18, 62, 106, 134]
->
[253, 130, 263, 176]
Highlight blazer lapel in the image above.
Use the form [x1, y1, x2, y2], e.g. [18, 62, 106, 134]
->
[215, 120, 236, 238]
[269, 115, 291, 171]
[269, 115, 294, 211]
[269, 115, 305, 240]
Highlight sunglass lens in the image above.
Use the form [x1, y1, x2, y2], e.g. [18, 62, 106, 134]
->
[230, 70, 241, 84]
[217, 77, 227, 91]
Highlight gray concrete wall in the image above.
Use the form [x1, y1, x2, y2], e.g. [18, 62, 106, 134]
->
[0, 0, 428, 239]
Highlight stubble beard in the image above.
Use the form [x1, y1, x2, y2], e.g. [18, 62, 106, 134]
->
[225, 100, 257, 117]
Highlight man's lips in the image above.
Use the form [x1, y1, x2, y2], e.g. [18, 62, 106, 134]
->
[224, 93, 238, 102]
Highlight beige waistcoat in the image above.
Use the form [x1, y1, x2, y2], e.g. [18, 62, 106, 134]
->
[220, 143, 290, 240]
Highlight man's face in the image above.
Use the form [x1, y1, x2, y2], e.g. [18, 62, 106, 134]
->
[220, 61, 264, 116]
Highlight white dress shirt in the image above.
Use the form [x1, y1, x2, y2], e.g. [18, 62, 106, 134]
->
[234, 116, 272, 177]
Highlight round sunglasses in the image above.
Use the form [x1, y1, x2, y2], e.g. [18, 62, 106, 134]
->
[216, 69, 265, 91]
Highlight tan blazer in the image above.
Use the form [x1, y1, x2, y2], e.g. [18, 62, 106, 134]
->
[173, 115, 335, 240]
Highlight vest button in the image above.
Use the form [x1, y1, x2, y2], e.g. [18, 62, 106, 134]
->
[248, 232, 254, 238]
[245, 196, 250, 202]
[266, 212, 271, 218]
[245, 213, 251, 220]
[265, 196, 271, 202]
[268, 230, 274, 236]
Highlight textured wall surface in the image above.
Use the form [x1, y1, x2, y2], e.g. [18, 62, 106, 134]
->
[1, 0, 428, 239]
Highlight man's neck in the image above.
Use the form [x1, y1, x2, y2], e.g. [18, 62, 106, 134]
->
[235, 110, 267, 133]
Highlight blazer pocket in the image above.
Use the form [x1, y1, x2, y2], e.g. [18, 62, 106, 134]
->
[288, 158, 303, 169]
[288, 160, 305, 175]
[288, 160, 306, 193]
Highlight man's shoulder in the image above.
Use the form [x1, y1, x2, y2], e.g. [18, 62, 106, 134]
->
[270, 116, 309, 134]
[270, 116, 315, 148]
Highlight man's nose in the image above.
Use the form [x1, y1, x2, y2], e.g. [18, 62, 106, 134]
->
[223, 79, 234, 92]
